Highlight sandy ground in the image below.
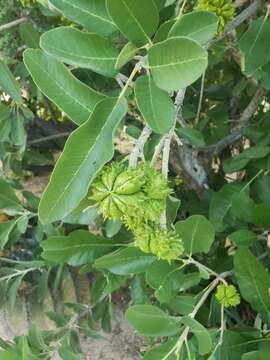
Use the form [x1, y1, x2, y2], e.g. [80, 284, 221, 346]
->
[0, 302, 143, 360]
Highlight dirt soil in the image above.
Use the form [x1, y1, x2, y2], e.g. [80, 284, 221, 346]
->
[81, 307, 144, 360]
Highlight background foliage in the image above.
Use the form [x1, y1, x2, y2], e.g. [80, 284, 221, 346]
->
[1, 0, 270, 359]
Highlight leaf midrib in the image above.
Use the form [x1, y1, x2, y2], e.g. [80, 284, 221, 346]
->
[55, 0, 115, 26]
[150, 56, 207, 69]
[42, 100, 121, 222]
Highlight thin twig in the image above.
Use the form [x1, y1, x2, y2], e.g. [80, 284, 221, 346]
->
[195, 72, 205, 126]
[0, 17, 28, 32]
[186, 258, 228, 285]
[165, 278, 220, 358]
[150, 136, 166, 167]
[129, 125, 152, 167]
[28, 132, 71, 146]
[159, 89, 186, 228]
[176, 0, 187, 19]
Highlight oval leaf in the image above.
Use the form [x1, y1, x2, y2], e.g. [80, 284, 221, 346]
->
[135, 75, 176, 134]
[148, 37, 208, 91]
[23, 49, 104, 125]
[169, 11, 218, 45]
[94, 247, 155, 275]
[125, 304, 180, 337]
[106, 0, 159, 47]
[40, 26, 118, 77]
[234, 247, 270, 324]
[41, 230, 118, 265]
[0, 59, 22, 104]
[38, 97, 127, 224]
[239, 17, 270, 75]
[115, 42, 138, 70]
[0, 220, 17, 250]
[228, 229, 256, 246]
[50, 0, 117, 36]
[19, 22, 40, 48]
[175, 215, 215, 255]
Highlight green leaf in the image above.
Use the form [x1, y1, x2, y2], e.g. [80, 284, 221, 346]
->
[125, 305, 180, 337]
[130, 275, 149, 304]
[0, 104, 11, 142]
[38, 97, 127, 224]
[234, 247, 270, 324]
[169, 11, 218, 45]
[106, 0, 159, 47]
[105, 219, 122, 238]
[153, 20, 175, 43]
[23, 49, 104, 125]
[223, 146, 270, 173]
[50, 0, 117, 36]
[0, 220, 16, 250]
[41, 229, 118, 265]
[148, 37, 208, 91]
[253, 174, 270, 208]
[153, 0, 166, 11]
[239, 17, 270, 75]
[19, 22, 40, 48]
[146, 260, 200, 303]
[135, 75, 176, 134]
[208, 330, 247, 360]
[176, 127, 205, 147]
[0, 59, 22, 104]
[251, 203, 270, 230]
[95, 247, 155, 275]
[168, 295, 196, 315]
[228, 229, 257, 246]
[62, 200, 98, 225]
[155, 272, 201, 303]
[11, 112, 26, 147]
[40, 26, 118, 77]
[230, 191, 255, 222]
[0, 179, 23, 214]
[209, 183, 243, 232]
[175, 215, 215, 255]
[181, 317, 212, 355]
[115, 42, 139, 70]
[8, 274, 24, 310]
[143, 338, 178, 360]
[166, 196, 181, 226]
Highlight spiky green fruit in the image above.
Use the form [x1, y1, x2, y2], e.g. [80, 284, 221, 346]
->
[150, 229, 184, 261]
[143, 164, 172, 200]
[91, 161, 172, 223]
[215, 284, 240, 308]
[134, 225, 184, 261]
[91, 163, 145, 220]
[196, 0, 235, 33]
[133, 225, 152, 253]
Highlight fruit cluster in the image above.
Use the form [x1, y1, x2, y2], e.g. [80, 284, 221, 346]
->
[197, 0, 235, 32]
[91, 162, 184, 261]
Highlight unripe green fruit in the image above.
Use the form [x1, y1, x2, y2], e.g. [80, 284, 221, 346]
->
[91, 161, 172, 223]
[196, 0, 235, 33]
[149, 229, 184, 261]
[113, 169, 145, 195]
[134, 225, 184, 261]
[134, 225, 152, 253]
